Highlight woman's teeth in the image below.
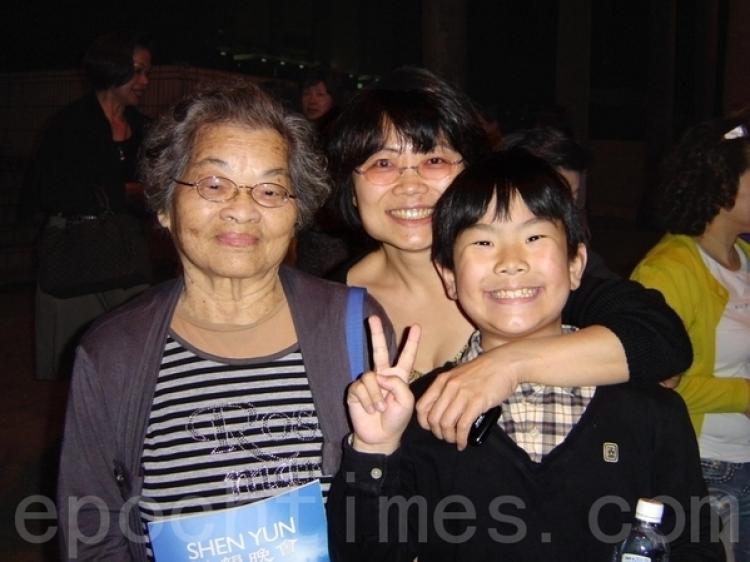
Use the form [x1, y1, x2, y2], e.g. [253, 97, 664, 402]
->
[389, 208, 433, 220]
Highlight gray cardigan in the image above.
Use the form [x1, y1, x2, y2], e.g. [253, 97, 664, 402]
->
[57, 266, 394, 561]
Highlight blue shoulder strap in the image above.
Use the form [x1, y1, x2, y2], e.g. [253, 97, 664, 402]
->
[345, 287, 366, 380]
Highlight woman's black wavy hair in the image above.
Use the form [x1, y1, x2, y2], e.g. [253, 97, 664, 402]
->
[655, 113, 750, 235]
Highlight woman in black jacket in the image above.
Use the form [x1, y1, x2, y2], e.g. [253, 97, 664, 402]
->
[28, 31, 153, 379]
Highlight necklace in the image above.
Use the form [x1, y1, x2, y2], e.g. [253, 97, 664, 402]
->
[117, 146, 126, 162]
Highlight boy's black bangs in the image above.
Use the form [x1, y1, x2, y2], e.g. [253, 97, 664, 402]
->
[432, 149, 585, 268]
[454, 177, 566, 237]
[484, 153, 577, 239]
[431, 171, 498, 268]
[489, 179, 518, 223]
[504, 169, 583, 255]
[509, 178, 565, 223]
[448, 163, 528, 230]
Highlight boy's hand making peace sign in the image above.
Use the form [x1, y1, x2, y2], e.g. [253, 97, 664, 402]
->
[347, 316, 421, 455]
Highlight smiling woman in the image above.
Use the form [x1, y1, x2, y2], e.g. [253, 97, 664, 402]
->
[161, 126, 298, 286]
[327, 83, 489, 374]
[327, 66, 693, 451]
[56, 81, 396, 561]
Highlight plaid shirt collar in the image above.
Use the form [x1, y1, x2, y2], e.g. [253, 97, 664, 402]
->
[459, 328, 596, 462]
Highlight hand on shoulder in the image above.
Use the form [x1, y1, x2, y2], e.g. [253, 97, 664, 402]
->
[416, 346, 518, 451]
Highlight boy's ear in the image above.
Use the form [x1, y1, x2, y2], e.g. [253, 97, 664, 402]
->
[435, 262, 458, 300]
[568, 243, 587, 290]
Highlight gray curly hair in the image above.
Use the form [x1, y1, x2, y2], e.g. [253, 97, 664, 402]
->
[139, 79, 330, 229]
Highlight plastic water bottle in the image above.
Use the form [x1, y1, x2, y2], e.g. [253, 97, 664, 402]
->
[612, 498, 670, 562]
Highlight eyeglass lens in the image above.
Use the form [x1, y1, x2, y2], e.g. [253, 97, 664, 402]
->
[362, 158, 459, 184]
[195, 177, 290, 207]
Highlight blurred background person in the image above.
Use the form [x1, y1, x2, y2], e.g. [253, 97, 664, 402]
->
[631, 114, 750, 562]
[503, 126, 617, 278]
[26, 30, 153, 380]
[300, 70, 340, 141]
[57, 81, 393, 559]
[478, 102, 503, 151]
[301, 76, 333, 120]
[293, 69, 352, 276]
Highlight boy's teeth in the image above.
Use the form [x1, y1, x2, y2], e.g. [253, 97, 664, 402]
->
[389, 208, 433, 220]
[492, 287, 537, 299]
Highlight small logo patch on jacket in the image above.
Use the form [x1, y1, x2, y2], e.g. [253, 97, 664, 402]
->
[603, 442, 619, 463]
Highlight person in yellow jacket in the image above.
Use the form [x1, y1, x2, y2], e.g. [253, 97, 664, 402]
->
[631, 113, 750, 562]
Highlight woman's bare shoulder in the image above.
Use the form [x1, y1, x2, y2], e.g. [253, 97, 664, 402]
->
[347, 251, 388, 289]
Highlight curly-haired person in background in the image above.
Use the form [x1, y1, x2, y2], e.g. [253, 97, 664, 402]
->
[632, 113, 750, 562]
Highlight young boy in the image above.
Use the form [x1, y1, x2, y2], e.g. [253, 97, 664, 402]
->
[327, 149, 724, 561]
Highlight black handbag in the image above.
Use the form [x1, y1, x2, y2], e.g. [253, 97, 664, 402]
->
[38, 211, 153, 298]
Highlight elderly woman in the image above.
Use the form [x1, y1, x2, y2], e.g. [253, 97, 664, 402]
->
[57, 82, 393, 560]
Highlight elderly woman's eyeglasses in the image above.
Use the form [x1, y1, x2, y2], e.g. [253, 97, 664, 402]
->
[354, 156, 464, 185]
[173, 176, 297, 208]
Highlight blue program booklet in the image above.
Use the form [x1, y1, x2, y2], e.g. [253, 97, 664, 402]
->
[147, 480, 330, 562]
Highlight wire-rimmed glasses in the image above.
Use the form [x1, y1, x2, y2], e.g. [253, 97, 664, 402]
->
[173, 176, 297, 208]
[354, 156, 464, 185]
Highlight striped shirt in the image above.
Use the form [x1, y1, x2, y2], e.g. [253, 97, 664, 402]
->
[460, 328, 595, 462]
[139, 334, 330, 556]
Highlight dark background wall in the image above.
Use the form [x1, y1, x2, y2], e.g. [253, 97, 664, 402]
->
[2, 0, 749, 228]
[4, 1, 746, 122]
